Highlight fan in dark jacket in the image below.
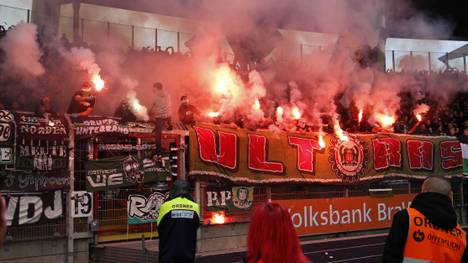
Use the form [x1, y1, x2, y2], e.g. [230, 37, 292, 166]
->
[383, 177, 468, 263]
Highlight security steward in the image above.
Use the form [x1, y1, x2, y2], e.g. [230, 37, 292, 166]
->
[157, 180, 200, 263]
[383, 177, 468, 262]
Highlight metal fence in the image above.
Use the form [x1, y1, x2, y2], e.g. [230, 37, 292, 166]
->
[0, 4, 30, 28]
[59, 16, 194, 54]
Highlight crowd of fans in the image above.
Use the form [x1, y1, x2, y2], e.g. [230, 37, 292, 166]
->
[0, 27, 465, 138]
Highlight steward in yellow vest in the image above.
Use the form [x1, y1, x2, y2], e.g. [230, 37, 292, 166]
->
[383, 177, 468, 263]
[157, 181, 200, 263]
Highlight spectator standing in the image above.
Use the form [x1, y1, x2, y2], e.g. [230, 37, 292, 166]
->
[246, 202, 309, 263]
[36, 96, 56, 117]
[67, 81, 95, 118]
[383, 177, 467, 263]
[149, 82, 172, 154]
[178, 95, 200, 126]
[157, 180, 199, 263]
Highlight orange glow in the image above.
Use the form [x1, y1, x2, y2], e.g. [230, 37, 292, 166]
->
[358, 109, 363, 123]
[253, 99, 261, 111]
[376, 113, 396, 128]
[318, 134, 325, 149]
[207, 111, 220, 118]
[212, 65, 241, 97]
[212, 212, 225, 224]
[333, 119, 348, 142]
[416, 113, 422, 122]
[276, 106, 284, 122]
[92, 74, 105, 91]
[291, 106, 301, 120]
[413, 104, 429, 123]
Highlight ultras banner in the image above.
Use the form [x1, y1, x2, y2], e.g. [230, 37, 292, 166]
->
[189, 124, 463, 184]
[85, 155, 171, 191]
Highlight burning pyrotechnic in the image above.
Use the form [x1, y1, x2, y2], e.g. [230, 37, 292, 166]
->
[333, 117, 348, 141]
[207, 111, 220, 118]
[276, 106, 284, 122]
[318, 130, 326, 149]
[291, 106, 301, 120]
[375, 113, 396, 128]
[212, 212, 225, 224]
[253, 99, 261, 111]
[92, 73, 105, 91]
[413, 104, 430, 123]
[126, 90, 149, 121]
[358, 109, 363, 123]
[212, 65, 241, 97]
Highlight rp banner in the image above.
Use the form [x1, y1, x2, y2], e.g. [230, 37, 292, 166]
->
[189, 124, 463, 184]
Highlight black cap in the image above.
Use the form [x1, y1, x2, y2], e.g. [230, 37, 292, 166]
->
[169, 180, 193, 200]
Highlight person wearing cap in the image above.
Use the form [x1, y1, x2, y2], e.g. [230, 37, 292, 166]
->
[67, 81, 95, 118]
[157, 180, 200, 263]
[178, 95, 200, 126]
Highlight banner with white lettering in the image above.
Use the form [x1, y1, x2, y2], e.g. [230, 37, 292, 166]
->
[73, 117, 155, 139]
[0, 170, 69, 191]
[205, 186, 254, 211]
[189, 124, 463, 184]
[127, 191, 168, 225]
[14, 112, 68, 171]
[5, 190, 65, 226]
[277, 194, 415, 235]
[0, 110, 15, 165]
[85, 154, 171, 191]
[71, 191, 93, 218]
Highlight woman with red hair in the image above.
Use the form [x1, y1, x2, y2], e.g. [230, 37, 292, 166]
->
[246, 202, 310, 263]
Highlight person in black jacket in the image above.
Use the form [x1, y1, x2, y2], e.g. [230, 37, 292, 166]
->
[157, 180, 200, 263]
[383, 177, 468, 262]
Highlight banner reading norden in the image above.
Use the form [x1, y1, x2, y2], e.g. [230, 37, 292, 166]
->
[189, 123, 463, 184]
[277, 194, 415, 235]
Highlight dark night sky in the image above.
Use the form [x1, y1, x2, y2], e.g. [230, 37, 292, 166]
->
[411, 0, 468, 39]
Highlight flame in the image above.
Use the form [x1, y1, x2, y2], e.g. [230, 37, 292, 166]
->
[318, 134, 325, 149]
[212, 66, 241, 98]
[358, 109, 363, 123]
[291, 106, 301, 120]
[376, 113, 396, 128]
[333, 118, 348, 142]
[207, 111, 220, 118]
[48, 120, 55, 127]
[416, 113, 422, 122]
[413, 104, 429, 123]
[253, 99, 261, 111]
[92, 74, 105, 91]
[276, 106, 284, 122]
[212, 212, 225, 224]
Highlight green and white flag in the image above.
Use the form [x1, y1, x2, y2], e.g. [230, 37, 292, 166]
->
[462, 142, 468, 175]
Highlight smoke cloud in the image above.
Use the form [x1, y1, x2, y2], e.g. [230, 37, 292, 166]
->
[0, 23, 45, 77]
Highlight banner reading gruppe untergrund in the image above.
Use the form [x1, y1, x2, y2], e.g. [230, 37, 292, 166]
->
[72, 117, 155, 139]
[189, 124, 463, 184]
[85, 155, 171, 191]
[277, 194, 415, 236]
[5, 190, 64, 226]
[127, 191, 168, 225]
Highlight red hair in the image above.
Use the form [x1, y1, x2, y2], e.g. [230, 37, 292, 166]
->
[246, 202, 310, 263]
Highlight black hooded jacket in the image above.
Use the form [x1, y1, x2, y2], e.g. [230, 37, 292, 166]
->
[383, 192, 468, 262]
